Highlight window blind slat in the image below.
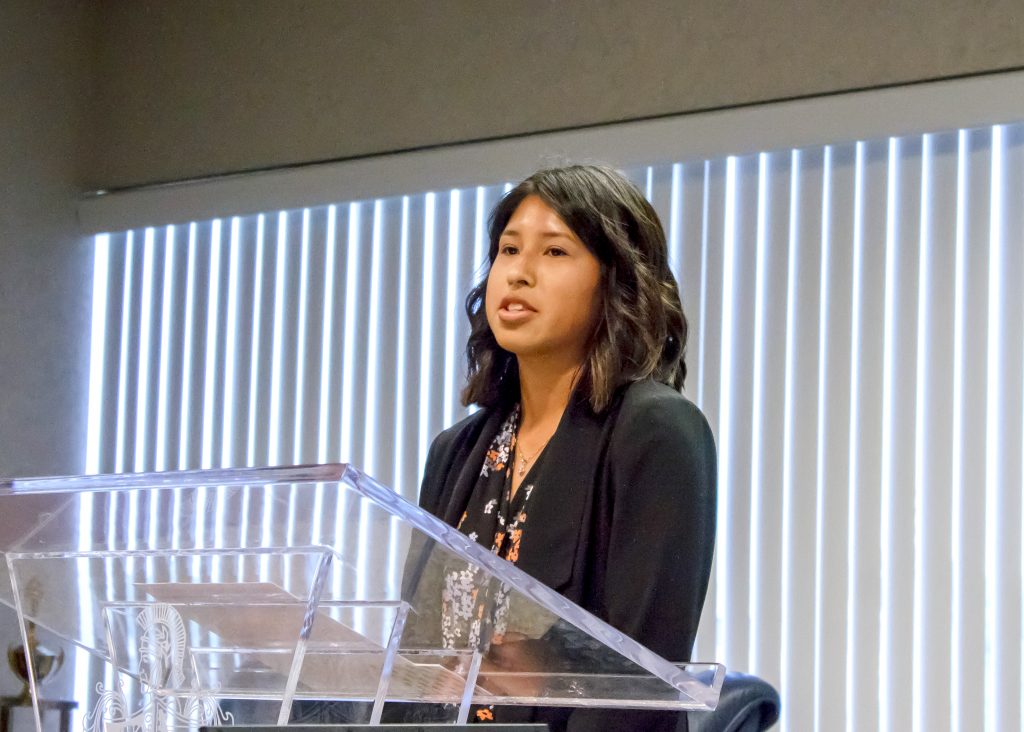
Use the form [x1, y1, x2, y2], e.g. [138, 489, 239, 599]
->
[451, 189, 478, 425]
[199, 219, 226, 470]
[290, 209, 316, 466]
[913, 131, 957, 732]
[249, 215, 275, 467]
[276, 212, 304, 466]
[879, 137, 922, 732]
[296, 208, 329, 467]
[422, 193, 451, 475]
[748, 151, 790, 692]
[391, 197, 414, 498]
[404, 195, 429, 491]
[265, 213, 287, 465]
[162, 225, 187, 472]
[97, 233, 123, 475]
[323, 205, 348, 466]
[991, 124, 1024, 732]
[647, 164, 675, 251]
[954, 129, 992, 732]
[848, 139, 888, 732]
[371, 198, 403, 488]
[353, 202, 377, 470]
[782, 147, 823, 732]
[816, 144, 855, 732]
[219, 218, 242, 468]
[674, 163, 707, 386]
[441, 191, 462, 432]
[225, 217, 254, 469]
[134, 227, 159, 473]
[720, 154, 759, 671]
[694, 158, 727, 664]
[338, 203, 364, 465]
[116, 231, 143, 473]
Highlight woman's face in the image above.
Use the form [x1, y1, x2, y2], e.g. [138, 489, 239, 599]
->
[485, 195, 602, 365]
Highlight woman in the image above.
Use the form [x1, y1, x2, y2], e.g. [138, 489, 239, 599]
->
[419, 164, 717, 730]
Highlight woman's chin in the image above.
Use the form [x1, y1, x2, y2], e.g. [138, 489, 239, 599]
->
[492, 331, 535, 356]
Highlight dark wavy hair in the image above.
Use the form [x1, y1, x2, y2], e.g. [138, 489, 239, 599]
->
[461, 164, 688, 412]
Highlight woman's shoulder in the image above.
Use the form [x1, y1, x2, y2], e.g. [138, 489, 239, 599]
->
[423, 406, 500, 485]
[428, 407, 493, 457]
[420, 408, 494, 514]
[614, 379, 712, 437]
[605, 379, 718, 499]
[606, 379, 717, 472]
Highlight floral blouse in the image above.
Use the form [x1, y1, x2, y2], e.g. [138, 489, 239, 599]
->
[439, 404, 541, 723]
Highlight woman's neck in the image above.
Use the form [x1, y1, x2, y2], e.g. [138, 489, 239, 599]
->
[516, 355, 582, 434]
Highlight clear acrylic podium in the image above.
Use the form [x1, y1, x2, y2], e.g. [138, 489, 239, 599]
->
[0, 465, 723, 731]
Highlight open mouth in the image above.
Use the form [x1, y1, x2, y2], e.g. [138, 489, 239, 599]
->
[497, 299, 537, 322]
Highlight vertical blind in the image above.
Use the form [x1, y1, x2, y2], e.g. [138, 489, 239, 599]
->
[85, 123, 1024, 732]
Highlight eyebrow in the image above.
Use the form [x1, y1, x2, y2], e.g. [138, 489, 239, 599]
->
[500, 228, 576, 240]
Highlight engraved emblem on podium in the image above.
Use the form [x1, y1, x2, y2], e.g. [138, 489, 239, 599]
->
[86, 604, 232, 732]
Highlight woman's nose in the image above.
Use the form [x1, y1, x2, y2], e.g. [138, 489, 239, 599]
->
[505, 253, 535, 286]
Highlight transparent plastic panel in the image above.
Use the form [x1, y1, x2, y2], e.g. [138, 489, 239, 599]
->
[0, 465, 723, 730]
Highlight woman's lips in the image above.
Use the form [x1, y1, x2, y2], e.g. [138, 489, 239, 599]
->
[497, 304, 537, 323]
[497, 296, 537, 323]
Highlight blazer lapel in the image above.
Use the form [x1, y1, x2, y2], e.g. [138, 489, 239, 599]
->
[515, 393, 606, 592]
[439, 407, 507, 526]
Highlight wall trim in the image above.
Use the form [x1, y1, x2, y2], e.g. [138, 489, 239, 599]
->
[78, 69, 1024, 234]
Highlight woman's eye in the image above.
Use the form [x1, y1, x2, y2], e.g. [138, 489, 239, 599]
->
[547, 247, 567, 257]
[499, 244, 518, 255]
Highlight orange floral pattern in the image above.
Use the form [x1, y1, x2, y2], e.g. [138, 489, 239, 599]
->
[442, 404, 541, 724]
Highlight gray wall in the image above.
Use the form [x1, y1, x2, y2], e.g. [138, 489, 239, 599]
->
[0, 0, 94, 705]
[0, 0, 94, 480]
[89, 0, 1024, 189]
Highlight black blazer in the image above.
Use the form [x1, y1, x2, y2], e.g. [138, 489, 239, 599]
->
[419, 378, 717, 731]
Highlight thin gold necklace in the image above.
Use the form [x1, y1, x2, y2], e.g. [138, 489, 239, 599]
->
[515, 435, 551, 477]
[515, 370, 578, 479]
